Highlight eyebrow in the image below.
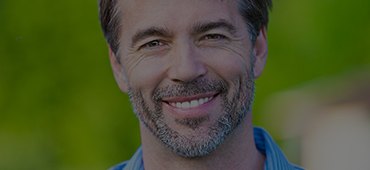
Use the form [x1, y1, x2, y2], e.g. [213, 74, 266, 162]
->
[191, 19, 237, 36]
[131, 26, 173, 47]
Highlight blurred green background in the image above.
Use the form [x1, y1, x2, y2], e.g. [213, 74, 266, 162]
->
[0, 0, 369, 169]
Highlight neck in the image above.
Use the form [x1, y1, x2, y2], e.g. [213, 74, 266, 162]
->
[140, 113, 265, 170]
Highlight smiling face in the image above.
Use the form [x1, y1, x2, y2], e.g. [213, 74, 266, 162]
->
[110, 0, 267, 158]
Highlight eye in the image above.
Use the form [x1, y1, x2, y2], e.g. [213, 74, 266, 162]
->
[140, 40, 165, 49]
[202, 34, 227, 40]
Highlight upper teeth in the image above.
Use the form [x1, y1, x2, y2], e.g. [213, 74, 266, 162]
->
[169, 97, 213, 109]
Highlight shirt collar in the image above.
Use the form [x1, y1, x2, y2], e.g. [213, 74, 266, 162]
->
[113, 127, 303, 170]
[254, 127, 303, 170]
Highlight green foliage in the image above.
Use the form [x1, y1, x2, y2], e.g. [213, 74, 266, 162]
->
[0, 0, 369, 169]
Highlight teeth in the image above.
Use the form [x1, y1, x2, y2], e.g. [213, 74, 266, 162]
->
[169, 97, 213, 109]
[182, 101, 190, 109]
[199, 98, 205, 105]
[190, 100, 198, 107]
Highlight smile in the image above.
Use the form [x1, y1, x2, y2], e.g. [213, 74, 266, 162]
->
[162, 93, 218, 109]
[169, 96, 213, 109]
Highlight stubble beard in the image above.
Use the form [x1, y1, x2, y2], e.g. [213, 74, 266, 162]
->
[128, 76, 255, 158]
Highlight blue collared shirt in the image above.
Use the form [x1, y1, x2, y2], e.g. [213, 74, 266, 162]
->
[110, 127, 303, 170]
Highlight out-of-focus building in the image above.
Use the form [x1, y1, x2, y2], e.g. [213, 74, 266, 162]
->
[261, 68, 370, 170]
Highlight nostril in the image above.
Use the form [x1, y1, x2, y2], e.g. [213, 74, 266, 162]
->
[170, 74, 206, 84]
[168, 62, 207, 83]
[171, 78, 185, 83]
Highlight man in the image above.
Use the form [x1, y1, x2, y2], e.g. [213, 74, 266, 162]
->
[99, 0, 303, 169]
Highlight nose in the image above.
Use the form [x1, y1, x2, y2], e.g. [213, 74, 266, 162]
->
[167, 42, 207, 83]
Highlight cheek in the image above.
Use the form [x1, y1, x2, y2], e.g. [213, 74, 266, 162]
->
[125, 57, 167, 94]
[202, 48, 252, 80]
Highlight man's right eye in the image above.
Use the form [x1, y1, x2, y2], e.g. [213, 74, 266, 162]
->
[140, 40, 164, 49]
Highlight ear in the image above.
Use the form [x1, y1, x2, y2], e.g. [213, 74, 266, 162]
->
[109, 47, 129, 93]
[252, 27, 268, 78]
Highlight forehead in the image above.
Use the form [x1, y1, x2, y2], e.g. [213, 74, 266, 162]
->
[121, 0, 238, 16]
[119, 0, 244, 37]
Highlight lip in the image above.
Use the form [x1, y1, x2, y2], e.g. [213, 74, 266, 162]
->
[162, 92, 220, 119]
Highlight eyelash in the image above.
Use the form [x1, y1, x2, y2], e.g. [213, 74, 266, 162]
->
[202, 34, 227, 41]
[140, 40, 165, 50]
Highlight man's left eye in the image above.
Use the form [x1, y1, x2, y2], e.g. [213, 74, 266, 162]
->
[202, 34, 227, 40]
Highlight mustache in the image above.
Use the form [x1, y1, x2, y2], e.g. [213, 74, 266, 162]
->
[152, 78, 228, 101]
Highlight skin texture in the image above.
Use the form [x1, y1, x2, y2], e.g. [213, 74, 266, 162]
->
[109, 0, 268, 169]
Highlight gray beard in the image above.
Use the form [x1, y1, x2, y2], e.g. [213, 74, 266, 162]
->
[128, 77, 255, 158]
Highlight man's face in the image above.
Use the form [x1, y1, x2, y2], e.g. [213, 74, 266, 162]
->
[110, 0, 267, 157]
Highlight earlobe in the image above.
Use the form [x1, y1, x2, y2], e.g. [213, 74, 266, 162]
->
[253, 27, 268, 78]
[109, 47, 129, 92]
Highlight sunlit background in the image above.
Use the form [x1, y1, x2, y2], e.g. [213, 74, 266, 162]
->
[1, 0, 369, 169]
